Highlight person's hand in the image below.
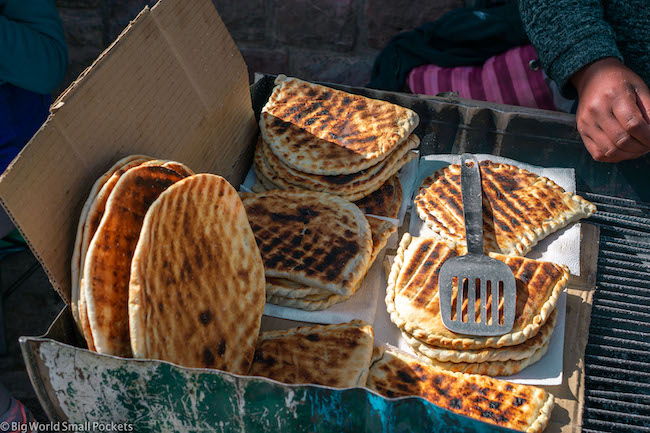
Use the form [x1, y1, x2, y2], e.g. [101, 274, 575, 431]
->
[572, 57, 650, 162]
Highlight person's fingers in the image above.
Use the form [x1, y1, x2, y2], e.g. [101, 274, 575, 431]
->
[605, 107, 650, 154]
[610, 91, 650, 150]
[581, 127, 641, 163]
[634, 84, 650, 123]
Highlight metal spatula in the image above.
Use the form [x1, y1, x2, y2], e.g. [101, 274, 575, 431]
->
[438, 154, 516, 336]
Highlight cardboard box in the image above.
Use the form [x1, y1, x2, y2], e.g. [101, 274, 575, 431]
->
[0, 0, 596, 430]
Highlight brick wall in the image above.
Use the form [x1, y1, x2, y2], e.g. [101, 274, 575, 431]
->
[57, 0, 464, 93]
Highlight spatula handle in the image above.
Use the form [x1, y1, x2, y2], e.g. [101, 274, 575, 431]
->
[460, 154, 484, 255]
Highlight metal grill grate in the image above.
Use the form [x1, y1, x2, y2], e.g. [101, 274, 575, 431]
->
[579, 192, 650, 433]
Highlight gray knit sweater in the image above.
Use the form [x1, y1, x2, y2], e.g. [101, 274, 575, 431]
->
[519, 0, 650, 98]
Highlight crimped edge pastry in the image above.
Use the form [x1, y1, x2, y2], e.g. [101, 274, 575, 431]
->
[404, 308, 558, 364]
[386, 233, 568, 349]
[414, 339, 551, 377]
[415, 162, 596, 256]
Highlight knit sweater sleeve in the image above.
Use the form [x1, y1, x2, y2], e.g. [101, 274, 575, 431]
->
[518, 0, 622, 99]
[0, 0, 68, 94]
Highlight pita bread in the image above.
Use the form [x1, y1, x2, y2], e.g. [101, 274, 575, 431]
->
[404, 308, 557, 364]
[249, 320, 374, 387]
[72, 156, 150, 330]
[129, 174, 265, 373]
[265, 177, 401, 304]
[243, 190, 372, 297]
[355, 174, 402, 255]
[366, 345, 554, 433]
[266, 291, 350, 311]
[84, 165, 186, 356]
[386, 234, 568, 350]
[262, 76, 419, 174]
[260, 112, 391, 176]
[75, 158, 192, 351]
[259, 133, 418, 195]
[415, 337, 551, 377]
[74, 156, 152, 350]
[414, 161, 596, 256]
[254, 137, 417, 202]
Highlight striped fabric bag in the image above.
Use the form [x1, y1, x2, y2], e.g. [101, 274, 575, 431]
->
[407, 44, 571, 111]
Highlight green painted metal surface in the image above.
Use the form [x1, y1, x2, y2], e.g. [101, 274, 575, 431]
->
[20, 309, 519, 432]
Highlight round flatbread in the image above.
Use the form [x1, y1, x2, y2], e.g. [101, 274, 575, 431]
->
[84, 165, 187, 356]
[129, 174, 265, 373]
[404, 308, 558, 364]
[255, 135, 417, 201]
[415, 340, 551, 377]
[243, 190, 372, 297]
[386, 234, 568, 350]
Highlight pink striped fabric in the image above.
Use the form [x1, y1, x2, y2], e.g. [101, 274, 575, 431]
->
[407, 45, 556, 110]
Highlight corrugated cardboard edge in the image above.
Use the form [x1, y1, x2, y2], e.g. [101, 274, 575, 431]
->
[0, 0, 257, 304]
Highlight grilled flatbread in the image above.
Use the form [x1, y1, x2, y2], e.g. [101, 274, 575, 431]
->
[254, 137, 417, 202]
[386, 234, 568, 350]
[266, 291, 350, 311]
[355, 174, 402, 256]
[129, 174, 264, 373]
[72, 156, 149, 329]
[416, 340, 550, 377]
[262, 75, 419, 175]
[243, 190, 372, 297]
[259, 132, 418, 194]
[74, 156, 152, 351]
[249, 320, 374, 387]
[265, 176, 401, 303]
[76, 159, 192, 351]
[405, 308, 557, 364]
[366, 345, 554, 433]
[414, 161, 596, 256]
[84, 165, 187, 356]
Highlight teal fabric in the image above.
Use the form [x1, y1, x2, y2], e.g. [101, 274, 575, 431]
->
[519, 0, 650, 98]
[0, 0, 67, 94]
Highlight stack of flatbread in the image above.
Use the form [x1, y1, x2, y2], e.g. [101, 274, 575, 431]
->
[243, 176, 401, 310]
[72, 156, 193, 355]
[72, 158, 265, 374]
[383, 162, 596, 376]
[253, 75, 420, 201]
[387, 234, 568, 376]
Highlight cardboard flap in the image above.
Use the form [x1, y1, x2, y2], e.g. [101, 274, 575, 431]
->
[0, 0, 257, 303]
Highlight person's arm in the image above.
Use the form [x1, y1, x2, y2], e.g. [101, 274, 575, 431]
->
[519, 0, 650, 162]
[0, 0, 68, 95]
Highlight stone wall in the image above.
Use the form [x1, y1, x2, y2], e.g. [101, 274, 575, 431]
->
[56, 0, 465, 94]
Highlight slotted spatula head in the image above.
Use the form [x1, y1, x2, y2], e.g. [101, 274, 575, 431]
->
[438, 154, 516, 336]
